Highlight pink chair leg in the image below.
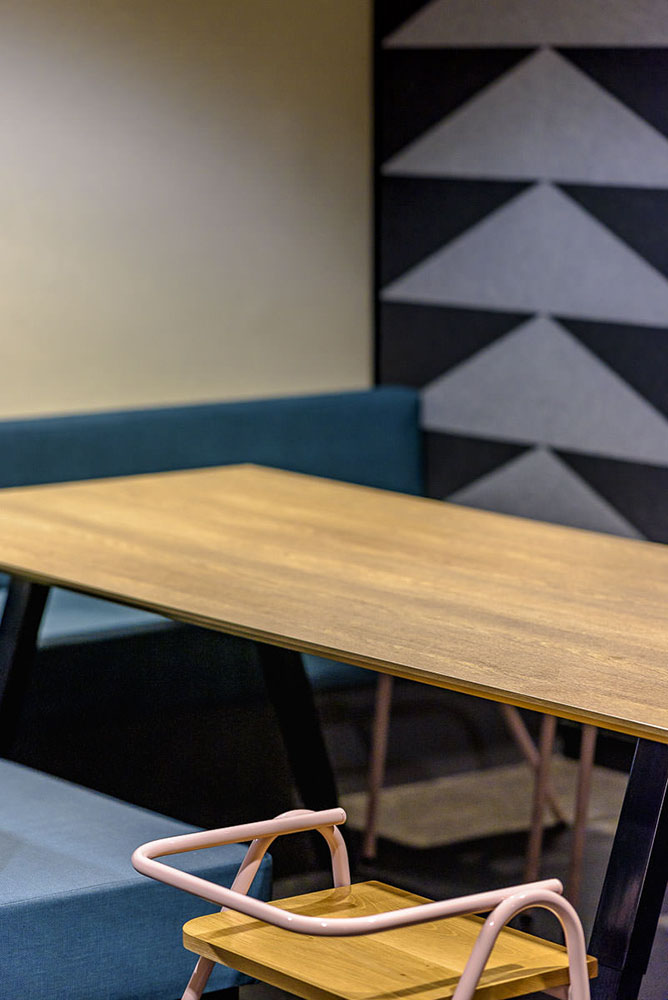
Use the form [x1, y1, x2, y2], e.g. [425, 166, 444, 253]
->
[452, 887, 591, 1000]
[362, 673, 394, 859]
[182, 957, 217, 1000]
[178, 809, 351, 1000]
[567, 725, 597, 905]
[524, 714, 557, 883]
[500, 704, 566, 824]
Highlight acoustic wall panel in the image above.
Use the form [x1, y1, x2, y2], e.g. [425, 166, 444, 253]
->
[447, 448, 643, 539]
[384, 50, 668, 186]
[383, 184, 668, 326]
[379, 176, 529, 285]
[386, 0, 668, 47]
[380, 48, 532, 160]
[376, 0, 668, 541]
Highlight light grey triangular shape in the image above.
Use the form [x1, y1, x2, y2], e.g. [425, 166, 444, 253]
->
[383, 183, 668, 328]
[422, 316, 668, 464]
[448, 447, 643, 539]
[385, 50, 668, 188]
[386, 0, 668, 46]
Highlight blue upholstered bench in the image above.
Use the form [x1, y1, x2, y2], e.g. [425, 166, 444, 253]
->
[0, 759, 272, 1000]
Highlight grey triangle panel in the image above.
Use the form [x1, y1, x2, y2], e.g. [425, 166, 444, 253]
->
[386, 0, 668, 46]
[377, 0, 433, 40]
[379, 48, 534, 161]
[557, 451, 668, 543]
[378, 303, 530, 387]
[384, 49, 668, 187]
[449, 447, 643, 538]
[424, 430, 529, 498]
[559, 48, 668, 141]
[421, 316, 668, 464]
[379, 177, 530, 286]
[558, 317, 668, 418]
[560, 184, 668, 279]
[383, 184, 668, 327]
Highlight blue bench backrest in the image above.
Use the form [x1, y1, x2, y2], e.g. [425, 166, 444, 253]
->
[0, 387, 423, 495]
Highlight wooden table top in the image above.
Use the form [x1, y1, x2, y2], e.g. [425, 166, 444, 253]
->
[0, 464, 666, 742]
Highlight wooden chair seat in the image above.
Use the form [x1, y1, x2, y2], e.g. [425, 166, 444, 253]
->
[132, 808, 597, 1000]
[183, 880, 597, 1000]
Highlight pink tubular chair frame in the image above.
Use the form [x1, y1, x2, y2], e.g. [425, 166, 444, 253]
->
[132, 808, 592, 1000]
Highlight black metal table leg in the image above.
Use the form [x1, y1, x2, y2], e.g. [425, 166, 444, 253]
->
[257, 643, 339, 812]
[0, 578, 50, 755]
[589, 739, 668, 1000]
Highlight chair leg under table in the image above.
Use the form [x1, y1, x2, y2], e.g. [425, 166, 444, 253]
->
[524, 714, 558, 883]
[362, 672, 393, 859]
[362, 684, 596, 889]
[500, 704, 567, 824]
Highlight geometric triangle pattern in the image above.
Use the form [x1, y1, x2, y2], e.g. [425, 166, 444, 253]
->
[556, 451, 668, 543]
[557, 317, 668, 418]
[376, 0, 432, 41]
[379, 177, 530, 286]
[378, 303, 531, 387]
[421, 316, 668, 464]
[385, 0, 668, 47]
[559, 184, 668, 277]
[448, 447, 643, 539]
[424, 431, 529, 499]
[376, 1, 668, 543]
[379, 48, 534, 161]
[558, 49, 668, 140]
[383, 184, 668, 327]
[385, 50, 668, 187]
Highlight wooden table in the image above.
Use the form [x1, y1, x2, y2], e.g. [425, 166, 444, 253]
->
[0, 464, 666, 999]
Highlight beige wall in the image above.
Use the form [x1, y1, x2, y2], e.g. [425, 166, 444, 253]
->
[0, 1, 371, 418]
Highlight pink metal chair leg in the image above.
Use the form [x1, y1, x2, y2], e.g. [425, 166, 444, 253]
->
[524, 713, 557, 883]
[175, 809, 350, 1000]
[362, 673, 394, 859]
[362, 685, 595, 900]
[501, 704, 566, 824]
[451, 886, 591, 1000]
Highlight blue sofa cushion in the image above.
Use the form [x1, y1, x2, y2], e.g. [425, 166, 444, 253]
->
[0, 387, 422, 494]
[0, 760, 272, 1000]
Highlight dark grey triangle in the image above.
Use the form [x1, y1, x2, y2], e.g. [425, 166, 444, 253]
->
[380, 177, 529, 286]
[557, 450, 668, 543]
[557, 317, 668, 419]
[425, 431, 529, 499]
[380, 48, 534, 161]
[560, 185, 668, 280]
[377, 1, 432, 39]
[559, 49, 668, 141]
[378, 303, 530, 387]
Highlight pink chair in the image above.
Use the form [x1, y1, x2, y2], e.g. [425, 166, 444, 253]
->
[133, 807, 597, 1000]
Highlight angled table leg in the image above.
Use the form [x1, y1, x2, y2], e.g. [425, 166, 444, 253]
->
[257, 643, 339, 812]
[0, 577, 50, 754]
[589, 738, 668, 1000]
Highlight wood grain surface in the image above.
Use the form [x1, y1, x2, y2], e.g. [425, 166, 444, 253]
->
[182, 880, 597, 1000]
[0, 464, 666, 741]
